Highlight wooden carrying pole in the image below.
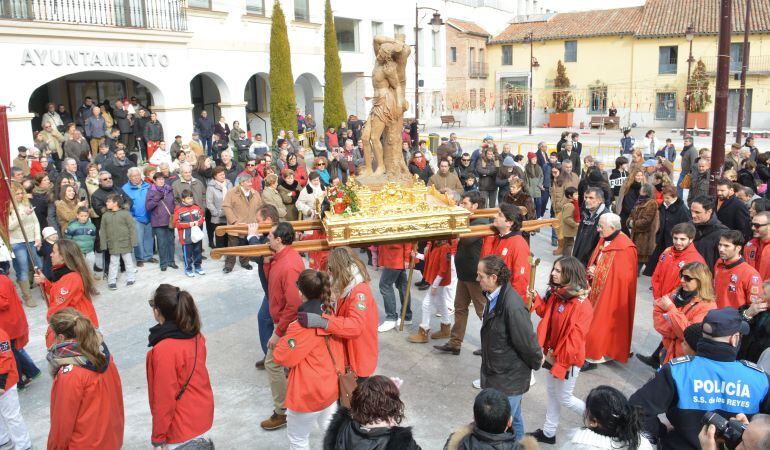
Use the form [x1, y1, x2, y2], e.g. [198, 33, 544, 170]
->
[210, 218, 559, 259]
[398, 242, 418, 332]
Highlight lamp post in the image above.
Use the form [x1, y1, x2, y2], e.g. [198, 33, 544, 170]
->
[682, 25, 695, 137]
[736, 0, 752, 144]
[414, 8, 443, 123]
[523, 32, 538, 136]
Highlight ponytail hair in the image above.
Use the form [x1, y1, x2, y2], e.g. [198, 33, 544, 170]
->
[150, 284, 201, 335]
[49, 308, 107, 372]
[584, 385, 643, 450]
[297, 269, 333, 312]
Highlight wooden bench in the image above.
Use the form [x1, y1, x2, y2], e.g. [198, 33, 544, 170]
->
[440, 115, 461, 128]
[589, 116, 619, 129]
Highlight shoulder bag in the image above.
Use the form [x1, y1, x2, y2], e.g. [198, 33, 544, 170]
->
[324, 336, 358, 408]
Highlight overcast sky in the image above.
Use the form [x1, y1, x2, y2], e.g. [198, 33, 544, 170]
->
[538, 0, 645, 12]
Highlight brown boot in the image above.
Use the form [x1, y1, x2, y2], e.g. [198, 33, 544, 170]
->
[19, 283, 36, 308]
[407, 327, 429, 343]
[260, 412, 287, 430]
[430, 323, 451, 340]
[552, 239, 564, 256]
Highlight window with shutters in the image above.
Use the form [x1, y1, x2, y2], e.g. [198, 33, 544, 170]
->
[659, 46, 678, 74]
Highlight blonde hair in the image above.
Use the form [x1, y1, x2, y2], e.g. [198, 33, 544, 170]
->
[265, 174, 279, 186]
[49, 308, 107, 371]
[681, 261, 715, 302]
[327, 247, 371, 298]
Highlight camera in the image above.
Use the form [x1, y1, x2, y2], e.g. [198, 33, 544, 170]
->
[702, 411, 747, 449]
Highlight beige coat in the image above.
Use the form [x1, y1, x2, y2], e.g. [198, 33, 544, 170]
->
[221, 187, 262, 237]
[38, 128, 65, 159]
[628, 198, 659, 262]
[8, 204, 40, 244]
[55, 199, 81, 232]
[550, 172, 579, 213]
[261, 186, 287, 220]
[560, 201, 579, 238]
[428, 171, 463, 193]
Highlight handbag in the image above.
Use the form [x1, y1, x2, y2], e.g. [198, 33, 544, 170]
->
[679, 173, 692, 189]
[159, 198, 175, 229]
[324, 336, 358, 408]
[190, 225, 204, 243]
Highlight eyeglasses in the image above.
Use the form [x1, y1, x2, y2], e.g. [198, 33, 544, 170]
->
[100, 177, 112, 181]
[246, 163, 256, 167]
[752, 222, 769, 228]
[680, 273, 695, 282]
[148, 299, 155, 307]
[317, 163, 326, 167]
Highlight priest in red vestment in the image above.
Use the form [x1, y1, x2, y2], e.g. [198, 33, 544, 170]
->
[584, 213, 638, 368]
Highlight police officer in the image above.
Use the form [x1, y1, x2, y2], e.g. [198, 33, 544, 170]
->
[629, 307, 770, 449]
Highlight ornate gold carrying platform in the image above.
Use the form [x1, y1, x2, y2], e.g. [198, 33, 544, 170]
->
[323, 179, 471, 246]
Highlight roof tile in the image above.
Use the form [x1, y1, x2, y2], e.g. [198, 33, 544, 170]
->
[447, 18, 490, 37]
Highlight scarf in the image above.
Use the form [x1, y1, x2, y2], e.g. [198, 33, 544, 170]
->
[213, 179, 228, 196]
[340, 264, 365, 299]
[571, 198, 581, 223]
[148, 321, 194, 347]
[673, 288, 697, 308]
[550, 284, 589, 302]
[51, 264, 73, 282]
[412, 156, 427, 171]
[47, 338, 110, 376]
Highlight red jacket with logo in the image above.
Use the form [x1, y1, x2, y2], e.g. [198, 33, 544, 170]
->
[0, 328, 18, 391]
[422, 242, 451, 286]
[48, 356, 124, 450]
[43, 270, 99, 348]
[146, 333, 214, 446]
[378, 243, 412, 270]
[744, 237, 770, 280]
[653, 291, 715, 363]
[481, 232, 530, 299]
[273, 321, 345, 412]
[714, 257, 763, 309]
[323, 282, 379, 377]
[533, 289, 593, 379]
[0, 274, 29, 349]
[266, 246, 304, 337]
[651, 244, 706, 298]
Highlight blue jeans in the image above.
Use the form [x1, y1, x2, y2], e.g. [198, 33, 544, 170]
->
[677, 171, 686, 199]
[11, 243, 42, 282]
[134, 221, 154, 262]
[258, 295, 273, 356]
[12, 346, 39, 380]
[537, 188, 549, 217]
[379, 268, 411, 321]
[508, 394, 525, 442]
[182, 242, 202, 272]
[202, 136, 213, 155]
[153, 227, 175, 268]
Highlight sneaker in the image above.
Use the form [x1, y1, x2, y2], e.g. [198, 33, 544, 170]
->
[395, 318, 412, 328]
[185, 271, 195, 278]
[241, 263, 253, 270]
[260, 412, 287, 430]
[472, 378, 481, 389]
[377, 320, 396, 332]
[195, 268, 205, 275]
[126, 280, 135, 286]
[108, 284, 117, 290]
[528, 429, 556, 445]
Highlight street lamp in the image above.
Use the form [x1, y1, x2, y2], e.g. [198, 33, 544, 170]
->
[682, 24, 695, 137]
[414, 7, 443, 123]
[524, 32, 537, 135]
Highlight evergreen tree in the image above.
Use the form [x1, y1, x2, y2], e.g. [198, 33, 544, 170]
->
[269, 0, 297, 140]
[552, 60, 573, 113]
[687, 59, 712, 112]
[323, 0, 346, 129]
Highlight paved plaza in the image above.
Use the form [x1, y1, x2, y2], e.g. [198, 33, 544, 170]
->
[18, 224, 663, 449]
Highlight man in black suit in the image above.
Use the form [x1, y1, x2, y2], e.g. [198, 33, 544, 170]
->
[557, 141, 581, 176]
[571, 132, 583, 156]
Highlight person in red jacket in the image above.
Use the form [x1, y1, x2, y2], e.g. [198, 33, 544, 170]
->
[715, 230, 762, 309]
[481, 203, 530, 299]
[0, 326, 32, 449]
[0, 273, 39, 389]
[262, 221, 305, 431]
[650, 222, 705, 298]
[743, 211, 770, 279]
[33, 239, 99, 348]
[376, 243, 413, 332]
[274, 270, 345, 450]
[526, 256, 592, 444]
[146, 284, 214, 448]
[407, 239, 452, 344]
[652, 262, 716, 366]
[47, 308, 124, 450]
[298, 247, 378, 381]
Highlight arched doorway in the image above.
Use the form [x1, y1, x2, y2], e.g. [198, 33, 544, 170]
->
[190, 72, 229, 121]
[294, 73, 323, 134]
[244, 73, 270, 141]
[28, 70, 162, 132]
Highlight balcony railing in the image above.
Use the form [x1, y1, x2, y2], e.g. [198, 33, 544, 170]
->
[702, 55, 770, 76]
[0, 0, 187, 31]
[469, 61, 488, 78]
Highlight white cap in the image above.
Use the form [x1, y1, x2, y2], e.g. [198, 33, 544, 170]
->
[42, 227, 58, 240]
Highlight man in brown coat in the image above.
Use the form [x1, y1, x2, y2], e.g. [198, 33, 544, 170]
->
[428, 159, 463, 196]
[221, 173, 262, 273]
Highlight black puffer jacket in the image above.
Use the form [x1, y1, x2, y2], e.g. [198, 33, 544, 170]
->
[739, 308, 770, 364]
[716, 195, 752, 241]
[571, 203, 608, 266]
[694, 215, 729, 271]
[323, 408, 420, 450]
[444, 424, 538, 450]
[480, 282, 542, 397]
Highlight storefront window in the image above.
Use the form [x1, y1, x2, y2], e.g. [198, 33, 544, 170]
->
[246, 0, 265, 15]
[187, 0, 211, 9]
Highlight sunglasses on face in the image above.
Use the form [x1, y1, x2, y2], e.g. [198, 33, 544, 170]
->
[752, 222, 769, 228]
[100, 177, 112, 181]
[680, 273, 695, 282]
[317, 163, 326, 167]
[247, 163, 256, 167]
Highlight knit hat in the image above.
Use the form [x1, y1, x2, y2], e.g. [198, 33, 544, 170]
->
[42, 227, 58, 240]
[527, 152, 536, 160]
[643, 158, 657, 168]
[683, 322, 703, 351]
[503, 156, 515, 167]
[588, 170, 603, 183]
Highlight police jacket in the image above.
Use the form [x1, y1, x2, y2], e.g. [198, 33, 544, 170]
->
[480, 282, 542, 396]
[629, 339, 770, 450]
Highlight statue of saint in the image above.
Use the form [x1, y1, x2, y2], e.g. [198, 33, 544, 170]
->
[360, 35, 411, 181]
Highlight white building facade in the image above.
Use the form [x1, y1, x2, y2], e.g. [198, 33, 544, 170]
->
[0, 0, 530, 155]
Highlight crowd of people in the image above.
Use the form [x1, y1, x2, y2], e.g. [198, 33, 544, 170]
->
[2, 96, 770, 449]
